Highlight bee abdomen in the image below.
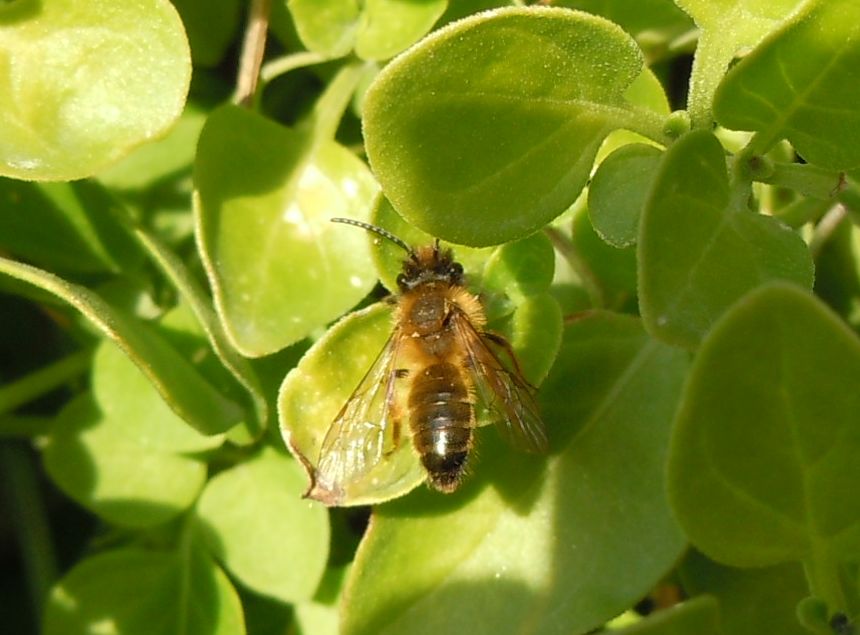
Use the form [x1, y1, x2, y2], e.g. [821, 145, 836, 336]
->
[409, 362, 473, 493]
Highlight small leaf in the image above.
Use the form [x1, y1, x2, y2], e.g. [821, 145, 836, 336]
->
[355, 0, 448, 61]
[481, 232, 555, 304]
[43, 396, 206, 528]
[195, 447, 330, 603]
[288, 0, 360, 58]
[589, 143, 662, 248]
[638, 130, 813, 348]
[0, 0, 191, 181]
[680, 550, 809, 635]
[613, 597, 722, 635]
[668, 283, 860, 567]
[341, 313, 687, 635]
[279, 303, 426, 506]
[43, 546, 245, 635]
[194, 105, 379, 356]
[506, 292, 562, 385]
[363, 6, 650, 246]
[714, 0, 860, 169]
[0, 256, 244, 435]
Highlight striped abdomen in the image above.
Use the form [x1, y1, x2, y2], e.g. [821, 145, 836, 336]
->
[408, 361, 473, 493]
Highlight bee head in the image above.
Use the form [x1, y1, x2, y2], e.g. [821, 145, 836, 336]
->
[397, 242, 464, 291]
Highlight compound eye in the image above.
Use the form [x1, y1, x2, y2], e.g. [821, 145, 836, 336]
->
[396, 273, 408, 288]
[450, 262, 464, 276]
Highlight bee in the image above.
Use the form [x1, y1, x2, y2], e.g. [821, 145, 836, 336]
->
[307, 218, 548, 505]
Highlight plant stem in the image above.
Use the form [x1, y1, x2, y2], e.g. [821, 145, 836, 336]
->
[685, 30, 733, 130]
[804, 547, 849, 617]
[0, 442, 57, 628]
[304, 61, 368, 143]
[809, 205, 847, 259]
[543, 226, 606, 309]
[0, 350, 91, 417]
[234, 0, 272, 107]
[260, 50, 329, 83]
[0, 415, 55, 439]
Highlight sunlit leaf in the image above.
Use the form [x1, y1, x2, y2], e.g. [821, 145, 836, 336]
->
[194, 105, 379, 356]
[0, 0, 191, 180]
[363, 6, 656, 246]
[43, 546, 245, 635]
[195, 447, 329, 603]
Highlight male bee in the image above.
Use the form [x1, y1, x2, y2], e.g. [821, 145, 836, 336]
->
[307, 218, 548, 505]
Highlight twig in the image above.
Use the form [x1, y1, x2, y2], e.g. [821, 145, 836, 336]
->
[234, 0, 272, 107]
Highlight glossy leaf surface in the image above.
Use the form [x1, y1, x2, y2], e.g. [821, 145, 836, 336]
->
[195, 448, 330, 604]
[195, 105, 379, 356]
[714, 0, 860, 169]
[668, 283, 860, 567]
[342, 313, 687, 635]
[0, 0, 191, 180]
[638, 130, 813, 348]
[363, 7, 654, 246]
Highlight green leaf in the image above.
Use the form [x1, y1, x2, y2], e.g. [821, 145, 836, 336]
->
[43, 396, 207, 527]
[280, 303, 426, 506]
[0, 179, 144, 274]
[638, 130, 813, 348]
[43, 546, 245, 635]
[0, 256, 244, 435]
[588, 143, 662, 248]
[363, 6, 664, 246]
[481, 232, 555, 304]
[556, 0, 694, 49]
[194, 104, 379, 356]
[676, 0, 805, 128]
[506, 292, 562, 386]
[714, 0, 860, 169]
[195, 447, 330, 603]
[354, 0, 448, 61]
[0, 0, 191, 181]
[341, 313, 687, 635]
[667, 283, 860, 568]
[287, 0, 447, 61]
[680, 550, 809, 635]
[288, 0, 360, 58]
[612, 597, 722, 635]
[91, 339, 223, 453]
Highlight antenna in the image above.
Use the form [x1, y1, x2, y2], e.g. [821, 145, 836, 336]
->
[330, 217, 413, 255]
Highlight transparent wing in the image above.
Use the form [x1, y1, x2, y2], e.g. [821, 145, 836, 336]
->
[309, 328, 407, 504]
[450, 309, 549, 454]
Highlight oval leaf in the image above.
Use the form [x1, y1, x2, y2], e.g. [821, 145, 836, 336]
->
[0, 0, 191, 181]
[714, 0, 860, 169]
[195, 447, 329, 603]
[668, 283, 860, 567]
[194, 105, 379, 356]
[43, 396, 206, 527]
[363, 6, 646, 246]
[638, 130, 813, 348]
[588, 143, 662, 248]
[279, 303, 426, 506]
[43, 547, 245, 635]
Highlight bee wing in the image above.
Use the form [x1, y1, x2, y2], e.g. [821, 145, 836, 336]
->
[309, 328, 409, 504]
[450, 309, 549, 454]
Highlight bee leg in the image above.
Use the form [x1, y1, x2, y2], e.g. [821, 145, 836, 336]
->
[482, 331, 537, 389]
